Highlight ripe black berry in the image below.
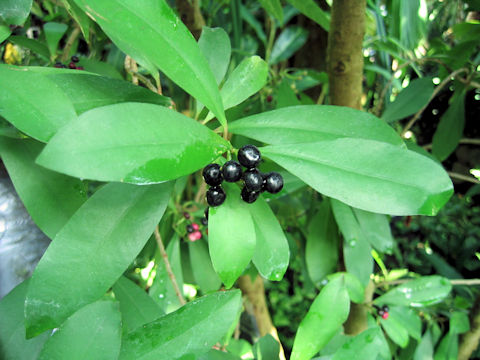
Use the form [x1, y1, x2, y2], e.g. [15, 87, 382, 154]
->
[263, 172, 283, 194]
[203, 164, 223, 186]
[201, 217, 208, 226]
[238, 145, 261, 168]
[71, 55, 79, 63]
[243, 169, 263, 192]
[186, 224, 194, 233]
[222, 161, 243, 182]
[206, 186, 226, 207]
[241, 186, 259, 204]
[382, 305, 389, 312]
[54, 62, 63, 68]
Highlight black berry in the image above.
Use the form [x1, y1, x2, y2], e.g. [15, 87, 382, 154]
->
[68, 62, 77, 69]
[201, 217, 208, 226]
[382, 305, 389, 313]
[186, 224, 194, 233]
[243, 169, 263, 192]
[222, 161, 243, 182]
[203, 164, 223, 186]
[206, 186, 226, 207]
[238, 145, 261, 168]
[263, 172, 284, 194]
[241, 186, 259, 204]
[71, 55, 79, 63]
[54, 62, 63, 68]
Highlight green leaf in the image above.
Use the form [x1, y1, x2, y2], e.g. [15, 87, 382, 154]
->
[198, 351, 241, 360]
[0, 23, 11, 42]
[149, 235, 184, 313]
[434, 331, 458, 360]
[270, 26, 308, 65]
[450, 311, 470, 335]
[432, 90, 466, 161]
[38, 300, 122, 360]
[205, 56, 268, 121]
[119, 290, 242, 360]
[0, 138, 86, 239]
[413, 330, 434, 360]
[209, 184, 256, 288]
[331, 199, 372, 286]
[258, 0, 283, 23]
[9, 36, 50, 58]
[374, 275, 452, 307]
[253, 335, 280, 360]
[73, 0, 226, 126]
[331, 328, 384, 360]
[43, 72, 171, 114]
[240, 4, 267, 44]
[249, 196, 290, 280]
[113, 276, 163, 333]
[43, 22, 68, 56]
[189, 239, 222, 292]
[76, 57, 123, 79]
[0, 0, 32, 25]
[25, 182, 173, 337]
[0, 281, 49, 360]
[382, 77, 434, 123]
[229, 105, 404, 147]
[285, 0, 330, 31]
[291, 276, 350, 360]
[0, 64, 77, 142]
[262, 138, 453, 216]
[380, 310, 410, 348]
[37, 103, 230, 184]
[328, 272, 365, 304]
[60, 0, 90, 39]
[387, 307, 422, 341]
[306, 200, 339, 285]
[275, 78, 301, 109]
[352, 208, 395, 254]
[198, 27, 231, 85]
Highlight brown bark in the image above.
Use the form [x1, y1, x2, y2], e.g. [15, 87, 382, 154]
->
[327, 0, 366, 109]
[237, 275, 286, 359]
[458, 295, 480, 360]
[343, 280, 374, 335]
[176, 0, 205, 40]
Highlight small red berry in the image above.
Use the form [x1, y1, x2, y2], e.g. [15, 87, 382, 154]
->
[192, 223, 199, 231]
[68, 62, 77, 69]
[183, 211, 190, 219]
[188, 231, 202, 241]
[266, 95, 273, 102]
[76, 66, 84, 70]
[382, 312, 389, 320]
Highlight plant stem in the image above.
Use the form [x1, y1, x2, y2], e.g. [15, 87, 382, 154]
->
[459, 295, 480, 360]
[153, 225, 186, 305]
[377, 278, 480, 287]
[61, 25, 81, 62]
[448, 172, 480, 184]
[124, 56, 139, 85]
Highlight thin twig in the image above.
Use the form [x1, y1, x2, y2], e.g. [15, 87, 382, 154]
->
[61, 26, 81, 62]
[423, 138, 480, 150]
[401, 68, 468, 137]
[124, 56, 139, 85]
[132, 72, 158, 92]
[448, 172, 480, 184]
[377, 278, 480, 288]
[153, 225, 186, 305]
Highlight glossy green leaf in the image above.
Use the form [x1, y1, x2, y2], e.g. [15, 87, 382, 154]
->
[374, 275, 452, 307]
[270, 26, 308, 65]
[291, 276, 350, 360]
[248, 198, 289, 280]
[0, 23, 11, 42]
[353, 208, 395, 254]
[9, 36, 50, 58]
[0, 0, 32, 25]
[262, 138, 453, 216]
[113, 276, 163, 333]
[388, 307, 422, 340]
[226, 339, 253, 358]
[285, 0, 330, 31]
[119, 290, 242, 360]
[240, 4, 266, 44]
[38, 300, 122, 360]
[76, 57, 123, 79]
[328, 272, 365, 304]
[0, 281, 49, 360]
[432, 90, 466, 161]
[331, 199, 373, 286]
[434, 331, 458, 360]
[206, 56, 268, 121]
[382, 77, 434, 123]
[253, 335, 280, 360]
[413, 330, 434, 360]
[380, 310, 410, 348]
[198, 27, 231, 85]
[37, 103, 230, 184]
[229, 105, 404, 147]
[450, 311, 470, 335]
[0, 138, 86, 239]
[209, 184, 256, 288]
[43, 22, 68, 56]
[73, 0, 226, 126]
[25, 182, 173, 337]
[258, 0, 283, 22]
[306, 200, 339, 285]
[331, 328, 384, 360]
[198, 350, 241, 360]
[61, 0, 90, 39]
[43, 72, 171, 114]
[0, 64, 77, 142]
[189, 239, 222, 292]
[149, 235, 184, 313]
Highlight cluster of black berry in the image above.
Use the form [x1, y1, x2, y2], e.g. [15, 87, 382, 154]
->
[375, 304, 390, 320]
[202, 145, 284, 207]
[183, 211, 208, 242]
[53, 55, 84, 70]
